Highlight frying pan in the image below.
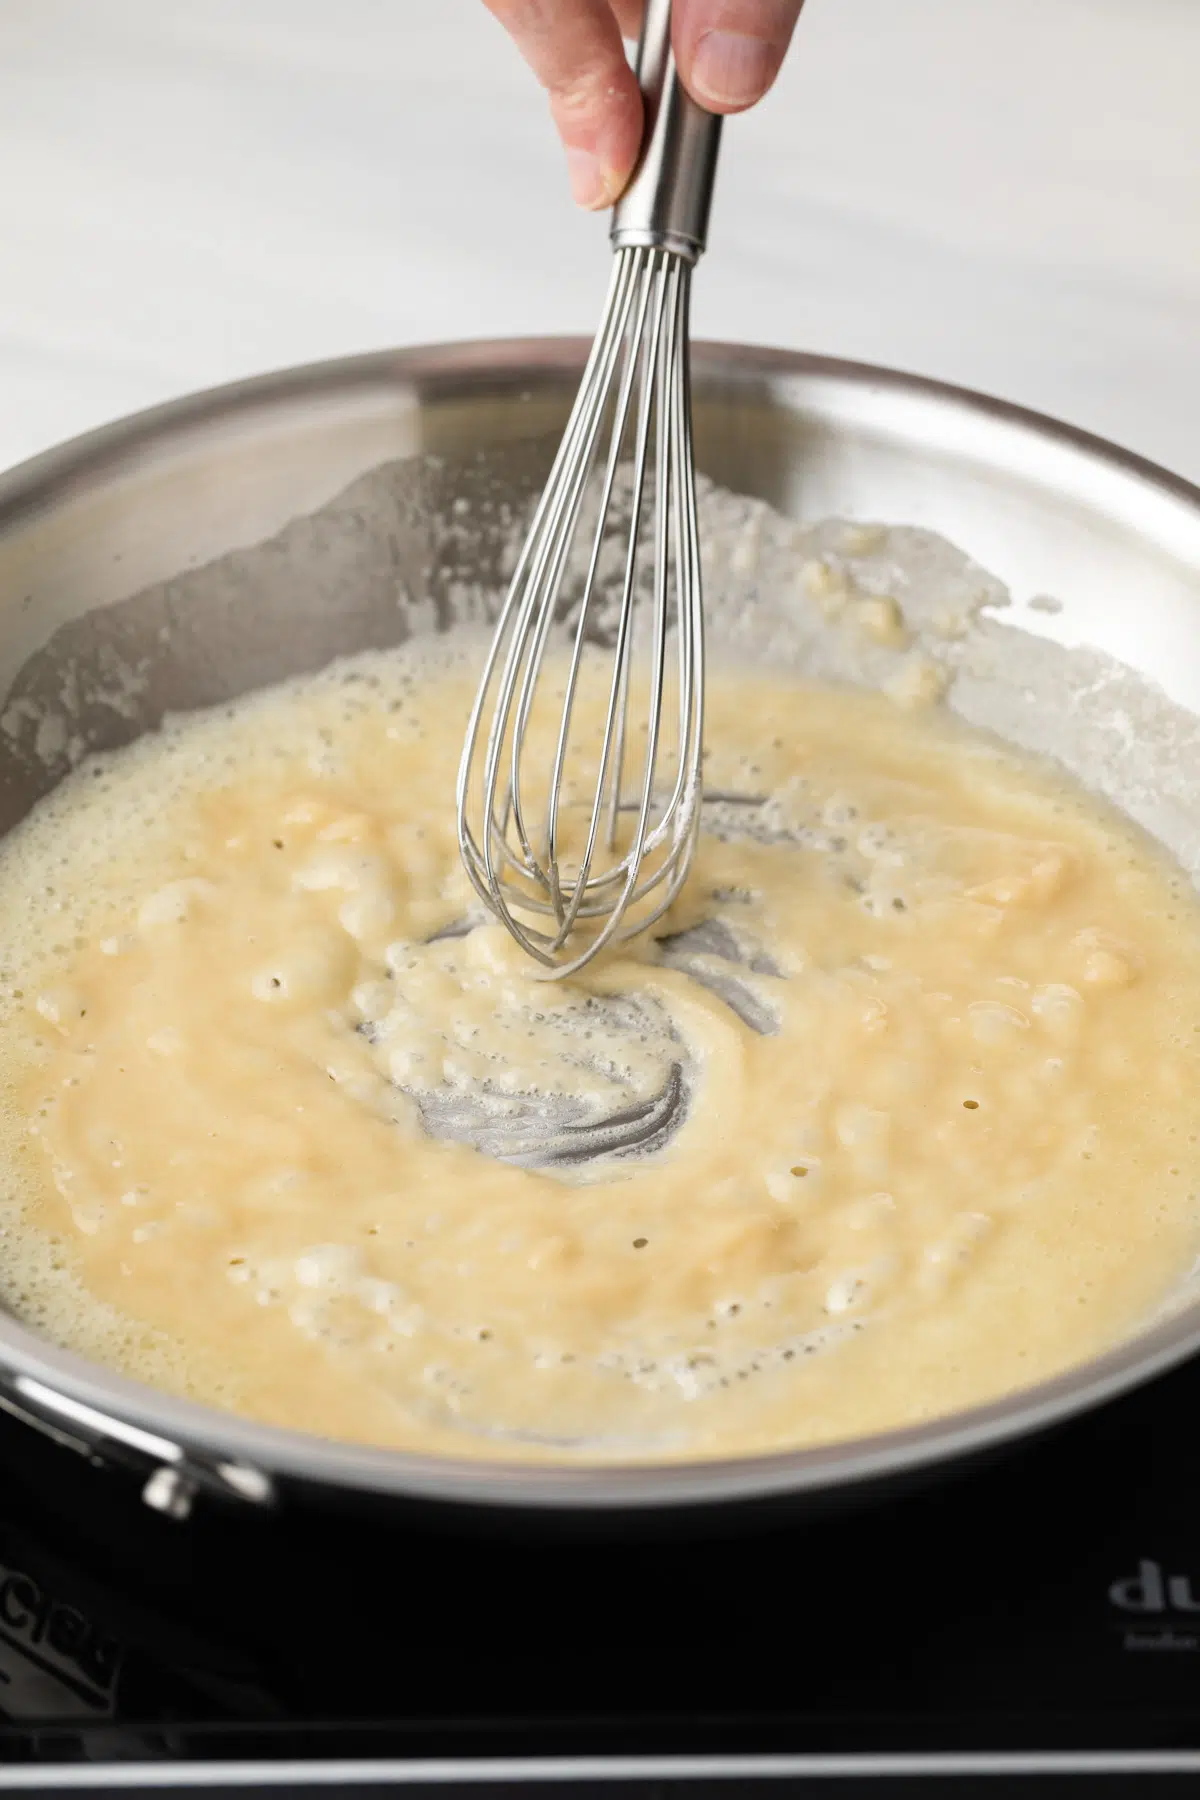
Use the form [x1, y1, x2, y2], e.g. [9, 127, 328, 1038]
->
[0, 338, 1198, 1528]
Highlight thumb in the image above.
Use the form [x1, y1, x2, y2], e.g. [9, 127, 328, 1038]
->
[672, 0, 805, 113]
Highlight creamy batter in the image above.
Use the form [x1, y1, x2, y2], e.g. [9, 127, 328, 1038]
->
[1, 638, 1199, 1462]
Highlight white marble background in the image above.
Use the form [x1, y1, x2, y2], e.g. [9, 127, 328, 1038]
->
[1, 0, 1197, 481]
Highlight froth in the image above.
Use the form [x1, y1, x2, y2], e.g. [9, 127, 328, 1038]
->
[0, 633, 484, 1399]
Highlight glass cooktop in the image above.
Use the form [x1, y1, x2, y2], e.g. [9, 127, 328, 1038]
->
[0, 1350, 1199, 1794]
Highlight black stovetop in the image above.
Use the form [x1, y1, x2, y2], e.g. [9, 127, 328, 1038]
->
[1, 1357, 1200, 1794]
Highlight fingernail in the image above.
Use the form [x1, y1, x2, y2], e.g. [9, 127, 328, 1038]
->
[566, 147, 614, 211]
[689, 29, 774, 107]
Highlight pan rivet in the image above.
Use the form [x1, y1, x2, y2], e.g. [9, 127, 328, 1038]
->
[142, 1465, 197, 1520]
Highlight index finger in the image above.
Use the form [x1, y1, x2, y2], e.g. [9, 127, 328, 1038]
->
[483, 1, 646, 209]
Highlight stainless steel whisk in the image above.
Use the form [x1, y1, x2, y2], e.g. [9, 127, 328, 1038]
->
[456, 0, 722, 978]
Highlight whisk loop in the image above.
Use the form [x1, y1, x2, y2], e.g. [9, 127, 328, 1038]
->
[457, 1, 722, 978]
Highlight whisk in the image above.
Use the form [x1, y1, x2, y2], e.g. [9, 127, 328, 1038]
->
[456, 0, 723, 978]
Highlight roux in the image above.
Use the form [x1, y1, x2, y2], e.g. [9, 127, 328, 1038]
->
[1, 642, 1198, 1461]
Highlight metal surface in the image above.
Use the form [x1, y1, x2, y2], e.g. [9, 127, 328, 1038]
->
[0, 336, 1198, 1518]
[611, 0, 723, 262]
[8, 1750, 1200, 1786]
[398, 903, 775, 1170]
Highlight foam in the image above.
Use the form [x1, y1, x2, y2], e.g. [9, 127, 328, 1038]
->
[0, 635, 483, 1396]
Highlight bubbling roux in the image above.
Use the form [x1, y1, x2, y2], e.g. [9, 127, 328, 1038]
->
[1, 637, 1200, 1461]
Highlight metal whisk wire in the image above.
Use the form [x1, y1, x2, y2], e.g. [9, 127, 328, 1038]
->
[456, 0, 721, 978]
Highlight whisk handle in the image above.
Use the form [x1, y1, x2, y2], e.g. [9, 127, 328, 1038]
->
[610, 0, 723, 263]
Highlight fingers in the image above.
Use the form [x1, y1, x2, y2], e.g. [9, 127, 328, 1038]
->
[482, 1, 645, 210]
[481, 0, 804, 211]
[609, 0, 646, 35]
[672, 0, 805, 112]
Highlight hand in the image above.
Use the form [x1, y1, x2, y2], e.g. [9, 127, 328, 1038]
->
[482, 2, 804, 210]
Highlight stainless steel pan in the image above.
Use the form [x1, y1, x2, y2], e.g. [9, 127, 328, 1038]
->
[0, 338, 1198, 1526]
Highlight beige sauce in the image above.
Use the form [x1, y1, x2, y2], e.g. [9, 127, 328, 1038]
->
[2, 642, 1199, 1461]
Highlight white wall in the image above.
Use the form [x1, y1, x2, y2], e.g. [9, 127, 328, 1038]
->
[1, 0, 1197, 479]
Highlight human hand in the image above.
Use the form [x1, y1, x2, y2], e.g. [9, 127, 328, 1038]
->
[482, 2, 804, 211]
